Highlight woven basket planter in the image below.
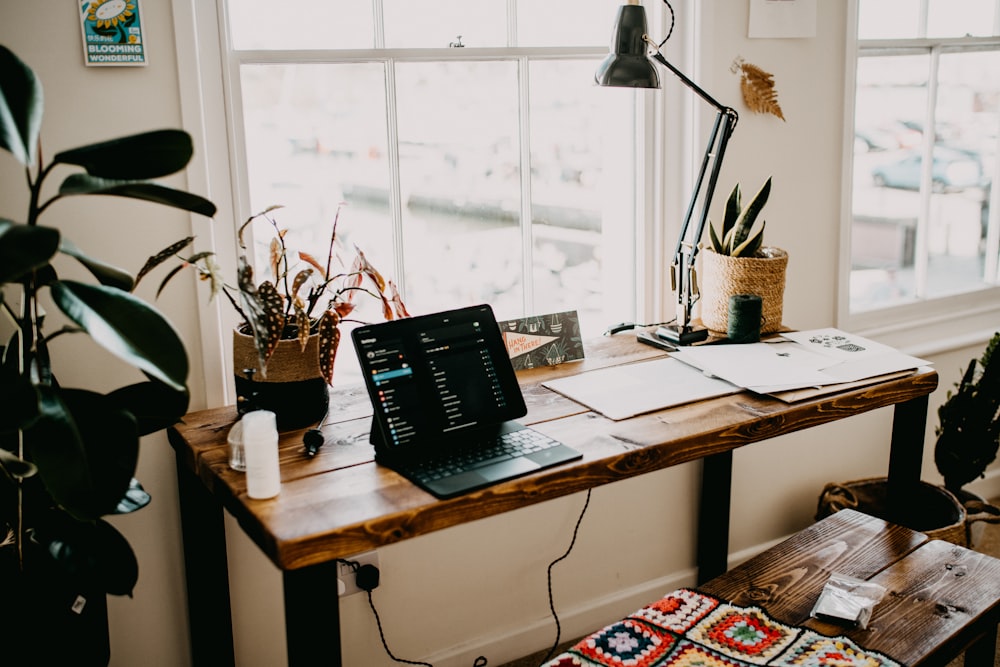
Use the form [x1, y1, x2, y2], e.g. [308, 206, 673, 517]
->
[815, 476, 1000, 547]
[233, 327, 329, 430]
[699, 247, 788, 335]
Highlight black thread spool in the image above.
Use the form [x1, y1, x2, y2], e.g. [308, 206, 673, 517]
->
[727, 294, 763, 343]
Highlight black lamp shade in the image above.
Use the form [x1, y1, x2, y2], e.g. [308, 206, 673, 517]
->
[595, 4, 660, 88]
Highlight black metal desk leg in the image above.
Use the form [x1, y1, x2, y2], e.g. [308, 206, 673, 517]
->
[175, 454, 236, 667]
[886, 395, 928, 518]
[284, 562, 341, 666]
[697, 450, 733, 584]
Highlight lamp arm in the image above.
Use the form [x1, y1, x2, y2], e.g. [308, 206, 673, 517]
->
[666, 88, 738, 333]
[650, 51, 728, 116]
[673, 106, 738, 263]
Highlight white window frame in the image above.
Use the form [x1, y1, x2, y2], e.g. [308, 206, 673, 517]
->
[170, 0, 693, 405]
[838, 0, 1000, 351]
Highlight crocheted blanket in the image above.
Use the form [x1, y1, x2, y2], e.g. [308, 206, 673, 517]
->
[544, 588, 901, 667]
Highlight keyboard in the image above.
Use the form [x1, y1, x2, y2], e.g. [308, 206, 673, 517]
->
[412, 428, 562, 483]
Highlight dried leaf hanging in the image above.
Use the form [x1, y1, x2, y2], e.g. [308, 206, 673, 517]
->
[733, 57, 785, 121]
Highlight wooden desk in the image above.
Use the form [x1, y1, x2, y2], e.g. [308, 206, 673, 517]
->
[168, 333, 938, 666]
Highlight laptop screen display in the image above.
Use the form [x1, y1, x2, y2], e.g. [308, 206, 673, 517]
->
[352, 304, 527, 455]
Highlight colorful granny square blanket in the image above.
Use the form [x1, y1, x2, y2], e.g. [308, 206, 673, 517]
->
[544, 588, 901, 667]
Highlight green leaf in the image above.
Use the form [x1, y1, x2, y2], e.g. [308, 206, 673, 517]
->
[60, 237, 134, 291]
[107, 381, 189, 436]
[730, 177, 771, 251]
[731, 221, 766, 257]
[50, 280, 189, 392]
[0, 45, 43, 166]
[0, 331, 42, 433]
[24, 387, 139, 522]
[52, 129, 194, 180]
[0, 447, 37, 480]
[720, 182, 741, 241]
[31, 512, 139, 596]
[708, 221, 724, 253]
[0, 219, 60, 283]
[58, 174, 217, 217]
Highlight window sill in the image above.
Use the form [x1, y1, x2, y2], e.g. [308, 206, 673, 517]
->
[844, 287, 1000, 356]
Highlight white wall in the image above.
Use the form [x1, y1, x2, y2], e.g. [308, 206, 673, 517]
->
[2, 3, 997, 667]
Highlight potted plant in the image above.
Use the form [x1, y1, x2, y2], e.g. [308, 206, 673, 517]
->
[699, 176, 789, 336]
[139, 203, 409, 430]
[817, 332, 1000, 546]
[0, 45, 216, 664]
[934, 331, 1000, 532]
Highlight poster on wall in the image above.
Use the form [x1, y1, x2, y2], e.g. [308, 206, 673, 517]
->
[79, 0, 147, 66]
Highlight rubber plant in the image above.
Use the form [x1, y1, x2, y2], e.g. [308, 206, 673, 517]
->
[0, 42, 216, 652]
[708, 175, 772, 257]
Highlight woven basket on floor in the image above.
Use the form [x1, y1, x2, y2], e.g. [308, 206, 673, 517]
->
[700, 247, 788, 335]
[815, 476, 1000, 547]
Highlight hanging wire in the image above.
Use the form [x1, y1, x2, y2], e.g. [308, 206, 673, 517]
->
[657, 0, 676, 49]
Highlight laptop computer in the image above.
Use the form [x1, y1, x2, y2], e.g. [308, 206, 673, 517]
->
[352, 304, 583, 499]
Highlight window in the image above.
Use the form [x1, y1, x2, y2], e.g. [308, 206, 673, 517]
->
[846, 0, 1000, 323]
[221, 0, 645, 367]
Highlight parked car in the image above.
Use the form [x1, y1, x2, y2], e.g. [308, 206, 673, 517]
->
[872, 146, 984, 193]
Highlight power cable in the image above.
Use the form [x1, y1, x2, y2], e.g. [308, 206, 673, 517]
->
[539, 488, 592, 665]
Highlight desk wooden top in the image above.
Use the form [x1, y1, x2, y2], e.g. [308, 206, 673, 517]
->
[168, 333, 938, 571]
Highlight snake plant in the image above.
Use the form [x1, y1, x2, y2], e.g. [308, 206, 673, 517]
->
[708, 176, 772, 257]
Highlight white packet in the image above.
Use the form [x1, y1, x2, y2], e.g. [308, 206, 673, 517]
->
[810, 573, 886, 629]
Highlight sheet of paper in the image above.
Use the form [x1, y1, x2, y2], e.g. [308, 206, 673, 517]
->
[670, 341, 834, 391]
[781, 329, 930, 382]
[669, 328, 930, 393]
[541, 357, 740, 421]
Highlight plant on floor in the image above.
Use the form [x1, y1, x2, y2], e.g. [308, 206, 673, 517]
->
[0, 43, 216, 659]
[707, 176, 771, 257]
[934, 331, 1000, 496]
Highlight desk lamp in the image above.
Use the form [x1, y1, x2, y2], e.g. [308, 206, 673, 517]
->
[596, 0, 738, 345]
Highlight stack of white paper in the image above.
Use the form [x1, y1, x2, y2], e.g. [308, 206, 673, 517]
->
[669, 328, 930, 394]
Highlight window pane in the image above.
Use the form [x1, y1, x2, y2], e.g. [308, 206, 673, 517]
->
[239, 63, 393, 381]
[383, 0, 506, 48]
[858, 0, 921, 40]
[927, 0, 997, 38]
[925, 50, 998, 297]
[850, 54, 928, 310]
[517, 0, 616, 47]
[228, 0, 373, 50]
[395, 61, 524, 315]
[529, 59, 632, 330]
[850, 49, 1000, 312]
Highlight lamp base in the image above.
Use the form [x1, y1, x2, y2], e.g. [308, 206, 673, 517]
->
[656, 324, 709, 346]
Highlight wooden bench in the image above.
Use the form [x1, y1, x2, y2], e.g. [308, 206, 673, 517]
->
[548, 509, 1000, 666]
